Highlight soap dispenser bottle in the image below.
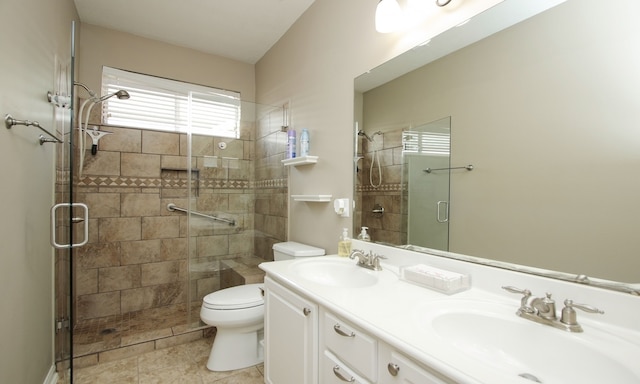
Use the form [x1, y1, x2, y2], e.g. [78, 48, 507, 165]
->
[299, 128, 310, 157]
[357, 227, 371, 242]
[286, 129, 296, 159]
[338, 228, 352, 257]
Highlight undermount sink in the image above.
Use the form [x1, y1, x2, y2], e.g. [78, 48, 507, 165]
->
[416, 300, 640, 383]
[289, 257, 379, 288]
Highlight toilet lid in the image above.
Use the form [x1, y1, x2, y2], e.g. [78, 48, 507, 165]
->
[203, 283, 264, 310]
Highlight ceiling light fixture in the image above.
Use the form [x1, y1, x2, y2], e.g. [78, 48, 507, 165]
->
[375, 0, 403, 33]
[375, 0, 453, 33]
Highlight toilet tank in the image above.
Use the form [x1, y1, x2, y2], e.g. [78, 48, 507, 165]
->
[272, 242, 325, 261]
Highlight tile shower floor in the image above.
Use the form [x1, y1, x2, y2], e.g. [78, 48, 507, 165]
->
[64, 337, 264, 384]
[73, 303, 201, 357]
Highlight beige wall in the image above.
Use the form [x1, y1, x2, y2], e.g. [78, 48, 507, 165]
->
[77, 24, 255, 102]
[360, 0, 640, 281]
[256, 0, 502, 253]
[0, 0, 78, 383]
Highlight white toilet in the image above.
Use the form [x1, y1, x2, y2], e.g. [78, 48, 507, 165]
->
[200, 241, 325, 371]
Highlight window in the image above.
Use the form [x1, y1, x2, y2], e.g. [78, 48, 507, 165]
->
[402, 131, 450, 156]
[102, 67, 241, 138]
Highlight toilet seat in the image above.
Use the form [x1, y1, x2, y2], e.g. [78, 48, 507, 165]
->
[203, 283, 264, 310]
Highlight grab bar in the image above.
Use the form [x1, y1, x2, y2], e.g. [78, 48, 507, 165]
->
[166, 203, 235, 226]
[424, 164, 473, 173]
[5, 114, 64, 145]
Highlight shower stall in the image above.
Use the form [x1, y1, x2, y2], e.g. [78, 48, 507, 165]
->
[353, 117, 453, 248]
[53, 24, 288, 381]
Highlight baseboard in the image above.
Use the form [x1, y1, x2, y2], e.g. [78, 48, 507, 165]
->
[43, 365, 58, 384]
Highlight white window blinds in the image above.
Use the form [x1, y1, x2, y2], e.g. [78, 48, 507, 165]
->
[102, 67, 241, 138]
[402, 131, 450, 156]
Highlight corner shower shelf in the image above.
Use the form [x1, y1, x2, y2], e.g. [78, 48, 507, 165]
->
[282, 155, 319, 167]
[291, 194, 332, 202]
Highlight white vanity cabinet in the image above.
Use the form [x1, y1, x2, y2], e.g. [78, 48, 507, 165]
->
[264, 276, 318, 384]
[263, 275, 456, 384]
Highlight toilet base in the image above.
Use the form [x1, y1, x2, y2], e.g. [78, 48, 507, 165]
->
[206, 328, 264, 372]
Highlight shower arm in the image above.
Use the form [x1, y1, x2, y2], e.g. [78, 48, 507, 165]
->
[74, 81, 97, 100]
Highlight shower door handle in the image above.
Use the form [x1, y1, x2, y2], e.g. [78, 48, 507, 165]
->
[51, 203, 89, 249]
[436, 201, 449, 223]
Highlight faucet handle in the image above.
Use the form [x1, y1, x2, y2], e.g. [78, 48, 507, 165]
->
[560, 299, 604, 326]
[502, 286, 534, 313]
[502, 286, 530, 295]
[371, 253, 386, 270]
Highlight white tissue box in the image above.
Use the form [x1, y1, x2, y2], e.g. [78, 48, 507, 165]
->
[400, 264, 470, 294]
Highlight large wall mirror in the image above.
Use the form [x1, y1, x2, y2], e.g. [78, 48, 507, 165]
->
[354, 0, 640, 292]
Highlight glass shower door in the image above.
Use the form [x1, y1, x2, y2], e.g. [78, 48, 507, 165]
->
[404, 117, 451, 251]
[53, 20, 77, 382]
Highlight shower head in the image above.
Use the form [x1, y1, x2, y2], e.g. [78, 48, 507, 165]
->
[358, 130, 372, 141]
[358, 130, 382, 142]
[74, 82, 130, 103]
[98, 90, 130, 102]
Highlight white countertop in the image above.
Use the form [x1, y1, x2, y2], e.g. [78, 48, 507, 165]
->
[259, 241, 640, 384]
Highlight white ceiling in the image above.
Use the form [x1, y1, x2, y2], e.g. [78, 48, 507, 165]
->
[73, 0, 316, 64]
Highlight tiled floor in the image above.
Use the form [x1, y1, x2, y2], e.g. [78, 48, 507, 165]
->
[66, 337, 264, 384]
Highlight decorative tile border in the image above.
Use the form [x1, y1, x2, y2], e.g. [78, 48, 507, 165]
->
[254, 178, 287, 189]
[357, 183, 405, 192]
[78, 176, 163, 188]
[76, 175, 286, 190]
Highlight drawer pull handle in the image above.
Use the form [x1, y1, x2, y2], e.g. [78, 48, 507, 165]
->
[333, 365, 356, 382]
[303, 307, 311, 316]
[388, 363, 400, 376]
[333, 324, 355, 337]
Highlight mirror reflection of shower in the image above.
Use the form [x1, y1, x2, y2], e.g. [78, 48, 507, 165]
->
[358, 129, 383, 188]
[403, 117, 451, 251]
[74, 82, 130, 176]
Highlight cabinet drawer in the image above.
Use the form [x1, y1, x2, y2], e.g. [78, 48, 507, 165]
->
[323, 311, 377, 381]
[381, 349, 453, 384]
[322, 350, 372, 384]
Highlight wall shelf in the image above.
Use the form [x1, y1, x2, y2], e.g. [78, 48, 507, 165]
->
[291, 194, 332, 202]
[282, 156, 318, 167]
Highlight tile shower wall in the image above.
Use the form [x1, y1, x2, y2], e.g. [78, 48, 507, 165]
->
[355, 129, 406, 245]
[74, 126, 193, 322]
[71, 102, 287, 362]
[254, 106, 288, 261]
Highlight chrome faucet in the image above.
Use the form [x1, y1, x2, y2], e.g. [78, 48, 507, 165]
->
[502, 286, 604, 333]
[349, 249, 385, 271]
[531, 293, 557, 321]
